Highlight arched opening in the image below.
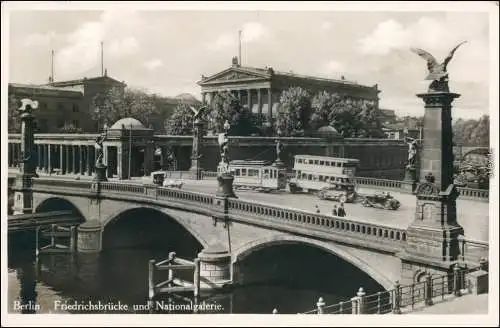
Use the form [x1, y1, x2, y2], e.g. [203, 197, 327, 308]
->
[231, 241, 386, 314]
[35, 197, 84, 217]
[99, 208, 204, 305]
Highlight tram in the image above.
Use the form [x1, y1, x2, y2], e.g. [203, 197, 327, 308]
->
[226, 160, 288, 192]
[288, 155, 360, 195]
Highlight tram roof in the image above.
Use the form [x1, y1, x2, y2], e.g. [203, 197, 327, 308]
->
[293, 154, 360, 163]
[229, 160, 273, 166]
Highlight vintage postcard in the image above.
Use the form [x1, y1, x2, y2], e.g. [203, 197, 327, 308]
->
[1, 1, 498, 327]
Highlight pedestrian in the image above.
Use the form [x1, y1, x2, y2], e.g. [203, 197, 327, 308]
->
[338, 203, 346, 217]
[332, 205, 338, 216]
[315, 205, 320, 214]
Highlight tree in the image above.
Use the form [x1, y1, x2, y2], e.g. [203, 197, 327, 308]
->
[59, 123, 84, 134]
[91, 87, 159, 130]
[310, 91, 384, 138]
[164, 104, 196, 136]
[452, 115, 489, 146]
[211, 91, 256, 135]
[8, 94, 21, 133]
[275, 87, 313, 136]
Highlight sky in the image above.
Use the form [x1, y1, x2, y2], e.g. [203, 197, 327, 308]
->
[4, 2, 496, 120]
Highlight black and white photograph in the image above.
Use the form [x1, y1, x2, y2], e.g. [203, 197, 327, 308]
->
[1, 1, 498, 326]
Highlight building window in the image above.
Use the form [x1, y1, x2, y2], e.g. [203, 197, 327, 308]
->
[57, 103, 64, 111]
[72, 104, 79, 112]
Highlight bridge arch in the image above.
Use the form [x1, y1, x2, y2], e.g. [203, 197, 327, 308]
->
[233, 234, 394, 291]
[101, 205, 206, 255]
[34, 197, 85, 222]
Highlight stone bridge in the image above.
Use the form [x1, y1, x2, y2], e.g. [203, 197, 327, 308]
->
[24, 177, 488, 292]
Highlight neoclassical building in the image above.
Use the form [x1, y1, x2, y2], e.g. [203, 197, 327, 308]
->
[198, 57, 381, 126]
[8, 73, 126, 133]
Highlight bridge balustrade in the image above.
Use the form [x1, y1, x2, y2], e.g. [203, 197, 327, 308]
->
[227, 198, 407, 250]
[157, 187, 215, 207]
[456, 187, 489, 200]
[457, 236, 489, 265]
[101, 182, 145, 194]
[354, 177, 403, 189]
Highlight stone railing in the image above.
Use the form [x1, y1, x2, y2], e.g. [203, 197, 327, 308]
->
[30, 178, 488, 259]
[456, 187, 489, 201]
[228, 197, 407, 252]
[354, 177, 403, 189]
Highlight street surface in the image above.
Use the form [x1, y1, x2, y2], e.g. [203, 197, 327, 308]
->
[180, 180, 489, 242]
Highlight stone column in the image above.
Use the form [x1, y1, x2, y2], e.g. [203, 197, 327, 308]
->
[190, 119, 204, 180]
[87, 146, 92, 176]
[209, 92, 214, 108]
[267, 88, 273, 122]
[37, 144, 42, 171]
[13, 99, 38, 214]
[399, 89, 464, 285]
[47, 144, 52, 174]
[71, 145, 77, 174]
[79, 145, 84, 175]
[247, 89, 252, 111]
[60, 145, 66, 175]
[257, 89, 263, 125]
[66, 145, 71, 174]
[198, 244, 232, 290]
[144, 144, 154, 176]
[117, 145, 123, 179]
[202, 92, 207, 104]
[237, 90, 243, 103]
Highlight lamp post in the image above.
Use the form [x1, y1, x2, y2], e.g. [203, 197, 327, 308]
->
[128, 123, 132, 179]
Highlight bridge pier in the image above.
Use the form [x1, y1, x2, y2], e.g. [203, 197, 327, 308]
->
[197, 244, 232, 290]
[77, 221, 103, 253]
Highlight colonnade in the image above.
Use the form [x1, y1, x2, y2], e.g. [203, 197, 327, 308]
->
[8, 142, 97, 176]
[202, 88, 275, 125]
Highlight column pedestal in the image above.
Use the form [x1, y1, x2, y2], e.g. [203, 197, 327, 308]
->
[402, 166, 418, 193]
[198, 244, 232, 290]
[77, 221, 103, 253]
[93, 163, 108, 182]
[216, 173, 237, 198]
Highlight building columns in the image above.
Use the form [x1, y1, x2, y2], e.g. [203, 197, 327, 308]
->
[66, 145, 71, 174]
[79, 145, 84, 175]
[60, 145, 66, 175]
[202, 92, 207, 105]
[72, 146, 77, 174]
[247, 89, 252, 112]
[267, 88, 273, 122]
[87, 146, 92, 176]
[37, 144, 42, 171]
[47, 144, 52, 174]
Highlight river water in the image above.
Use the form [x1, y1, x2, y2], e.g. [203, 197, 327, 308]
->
[8, 238, 384, 315]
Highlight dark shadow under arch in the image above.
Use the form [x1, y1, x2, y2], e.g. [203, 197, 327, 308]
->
[35, 197, 85, 221]
[102, 207, 204, 259]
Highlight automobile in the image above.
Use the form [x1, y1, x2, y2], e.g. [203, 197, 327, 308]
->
[317, 182, 357, 203]
[360, 192, 400, 210]
[163, 179, 183, 189]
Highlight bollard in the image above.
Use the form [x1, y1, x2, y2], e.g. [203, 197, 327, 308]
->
[193, 258, 200, 297]
[316, 297, 325, 314]
[392, 281, 401, 314]
[357, 287, 366, 314]
[453, 264, 462, 297]
[148, 259, 155, 300]
[350, 296, 359, 314]
[424, 272, 433, 306]
[272, 308, 278, 314]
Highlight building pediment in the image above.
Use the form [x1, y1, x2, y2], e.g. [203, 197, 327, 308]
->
[198, 67, 271, 85]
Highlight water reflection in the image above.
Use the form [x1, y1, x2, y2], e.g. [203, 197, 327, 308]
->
[8, 245, 384, 314]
